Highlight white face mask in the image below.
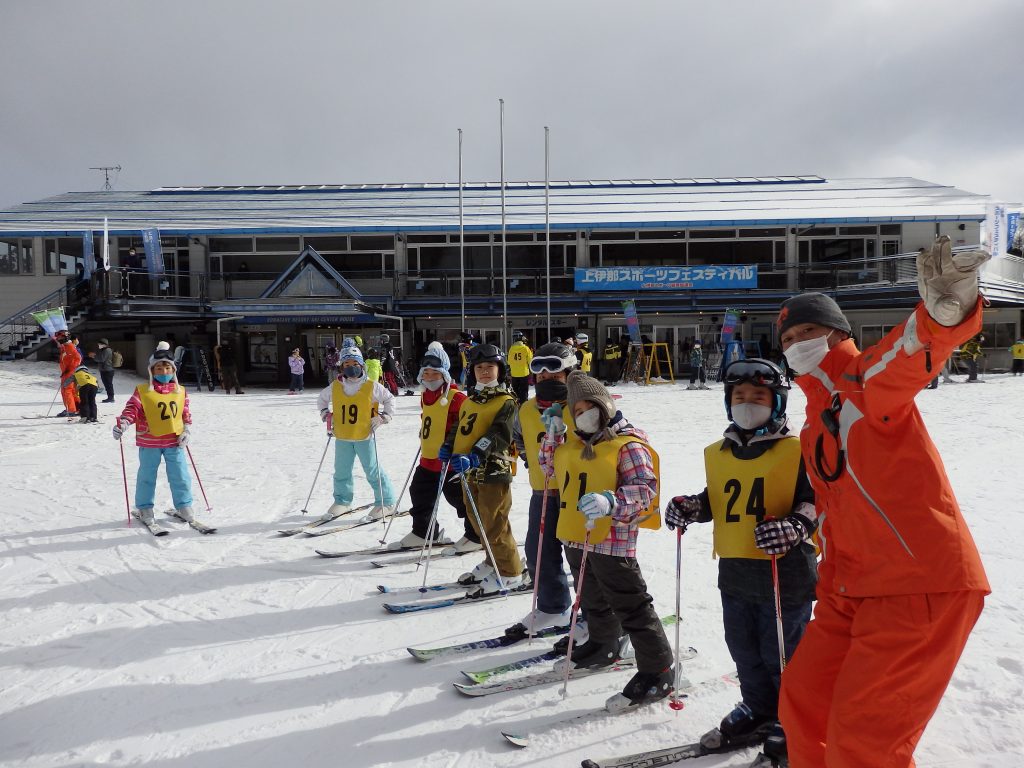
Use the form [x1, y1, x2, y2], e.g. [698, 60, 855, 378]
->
[574, 407, 603, 435]
[474, 379, 499, 391]
[731, 403, 773, 431]
[421, 378, 443, 391]
[784, 332, 833, 375]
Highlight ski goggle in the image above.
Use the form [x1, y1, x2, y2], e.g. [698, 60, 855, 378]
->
[530, 355, 574, 375]
[420, 354, 445, 369]
[723, 360, 789, 389]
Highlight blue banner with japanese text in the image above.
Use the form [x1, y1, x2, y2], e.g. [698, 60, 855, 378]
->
[575, 264, 757, 291]
[141, 228, 165, 275]
[82, 232, 94, 280]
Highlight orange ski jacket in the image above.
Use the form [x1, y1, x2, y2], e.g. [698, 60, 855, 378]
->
[793, 300, 990, 599]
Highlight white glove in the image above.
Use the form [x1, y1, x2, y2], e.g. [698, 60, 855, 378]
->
[320, 408, 330, 423]
[541, 404, 566, 436]
[578, 491, 615, 529]
[111, 418, 128, 440]
[370, 414, 389, 432]
[917, 235, 990, 326]
[178, 427, 191, 447]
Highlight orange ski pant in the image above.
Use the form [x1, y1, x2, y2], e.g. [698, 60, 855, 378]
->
[61, 381, 80, 414]
[779, 588, 985, 768]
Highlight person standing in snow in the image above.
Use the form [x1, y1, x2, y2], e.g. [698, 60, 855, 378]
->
[95, 338, 116, 402]
[775, 235, 991, 768]
[54, 329, 81, 419]
[364, 348, 383, 383]
[112, 342, 195, 526]
[1009, 337, 1024, 376]
[71, 361, 100, 424]
[287, 348, 306, 394]
[688, 341, 709, 390]
[541, 371, 674, 711]
[510, 342, 579, 636]
[391, 342, 480, 553]
[665, 357, 817, 765]
[440, 344, 523, 596]
[316, 345, 396, 522]
[324, 343, 340, 383]
[507, 331, 533, 404]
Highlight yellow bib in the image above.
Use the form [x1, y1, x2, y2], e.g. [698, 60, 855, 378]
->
[74, 370, 97, 388]
[419, 394, 450, 459]
[332, 380, 376, 440]
[705, 436, 802, 560]
[519, 398, 576, 491]
[554, 435, 661, 544]
[452, 393, 512, 454]
[138, 384, 185, 437]
[508, 344, 532, 378]
[580, 351, 593, 372]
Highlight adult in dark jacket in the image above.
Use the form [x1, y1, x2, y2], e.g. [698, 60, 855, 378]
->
[96, 338, 116, 402]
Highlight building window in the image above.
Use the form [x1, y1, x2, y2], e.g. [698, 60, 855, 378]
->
[304, 235, 349, 251]
[980, 322, 1015, 349]
[859, 324, 898, 349]
[255, 236, 301, 253]
[0, 238, 33, 275]
[45, 238, 84, 276]
[209, 236, 254, 253]
[350, 235, 395, 251]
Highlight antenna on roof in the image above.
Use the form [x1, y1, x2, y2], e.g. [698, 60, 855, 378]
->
[89, 165, 122, 191]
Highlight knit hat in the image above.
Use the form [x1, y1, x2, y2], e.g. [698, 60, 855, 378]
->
[148, 341, 178, 385]
[98, 338, 109, 346]
[338, 344, 364, 367]
[777, 292, 851, 336]
[566, 370, 617, 459]
[419, 341, 453, 405]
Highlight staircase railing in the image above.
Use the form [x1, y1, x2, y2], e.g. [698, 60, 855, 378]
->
[0, 279, 87, 357]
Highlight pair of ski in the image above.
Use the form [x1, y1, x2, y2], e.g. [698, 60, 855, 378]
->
[382, 579, 533, 614]
[315, 539, 459, 561]
[133, 509, 217, 537]
[277, 502, 398, 537]
[500, 668, 737, 749]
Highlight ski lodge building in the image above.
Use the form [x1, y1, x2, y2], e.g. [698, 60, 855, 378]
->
[0, 175, 1021, 385]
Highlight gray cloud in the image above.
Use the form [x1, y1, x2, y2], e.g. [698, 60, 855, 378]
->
[1, 0, 1021, 207]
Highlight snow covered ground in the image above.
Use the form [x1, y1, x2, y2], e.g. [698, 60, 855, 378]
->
[1, 359, 1022, 768]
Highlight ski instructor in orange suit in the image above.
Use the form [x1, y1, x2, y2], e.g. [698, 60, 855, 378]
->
[56, 329, 82, 416]
[776, 235, 991, 768]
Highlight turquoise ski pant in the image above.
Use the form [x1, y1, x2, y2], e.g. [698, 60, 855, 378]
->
[333, 436, 395, 506]
[136, 446, 193, 510]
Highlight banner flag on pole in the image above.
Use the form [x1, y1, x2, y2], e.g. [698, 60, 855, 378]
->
[141, 228, 164, 275]
[102, 218, 110, 270]
[82, 232, 94, 280]
[621, 300, 641, 343]
[31, 307, 68, 337]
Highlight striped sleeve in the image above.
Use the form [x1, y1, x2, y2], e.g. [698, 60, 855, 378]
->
[610, 441, 657, 526]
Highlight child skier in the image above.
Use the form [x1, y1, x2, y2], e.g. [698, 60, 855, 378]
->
[665, 357, 818, 765]
[541, 371, 674, 711]
[391, 342, 478, 552]
[507, 331, 533, 403]
[439, 343, 523, 596]
[316, 345, 396, 522]
[688, 340, 709, 389]
[112, 341, 195, 526]
[71, 362, 99, 423]
[1009, 337, 1024, 376]
[287, 348, 306, 394]
[510, 342, 579, 635]
[365, 348, 383, 383]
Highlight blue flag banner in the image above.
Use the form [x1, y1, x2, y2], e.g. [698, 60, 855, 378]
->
[576, 264, 757, 291]
[141, 228, 165, 275]
[720, 309, 740, 344]
[82, 232, 94, 280]
[621, 300, 641, 343]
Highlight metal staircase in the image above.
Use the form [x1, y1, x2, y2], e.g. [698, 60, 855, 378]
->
[0, 281, 88, 361]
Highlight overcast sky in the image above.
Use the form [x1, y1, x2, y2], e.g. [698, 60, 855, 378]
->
[2, 0, 1022, 208]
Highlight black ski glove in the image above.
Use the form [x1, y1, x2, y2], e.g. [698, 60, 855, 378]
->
[665, 495, 702, 531]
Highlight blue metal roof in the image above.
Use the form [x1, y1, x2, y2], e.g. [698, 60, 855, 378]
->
[0, 176, 991, 236]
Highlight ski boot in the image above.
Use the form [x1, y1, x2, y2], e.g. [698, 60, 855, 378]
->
[751, 721, 788, 766]
[606, 664, 675, 713]
[466, 570, 523, 597]
[458, 560, 494, 586]
[551, 621, 589, 653]
[552, 633, 628, 674]
[388, 528, 449, 551]
[700, 702, 774, 750]
[319, 503, 350, 522]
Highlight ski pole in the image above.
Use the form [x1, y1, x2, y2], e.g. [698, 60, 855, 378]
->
[669, 525, 686, 711]
[302, 430, 333, 514]
[418, 459, 452, 588]
[460, 471, 505, 592]
[118, 437, 131, 527]
[185, 446, 212, 513]
[560, 529, 592, 699]
[526, 475, 552, 644]
[45, 385, 61, 417]
[379, 446, 422, 545]
[771, 551, 786, 672]
[370, 429, 389, 529]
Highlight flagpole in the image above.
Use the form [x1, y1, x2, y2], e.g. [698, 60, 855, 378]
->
[459, 128, 465, 331]
[544, 126, 551, 342]
[500, 98, 507, 350]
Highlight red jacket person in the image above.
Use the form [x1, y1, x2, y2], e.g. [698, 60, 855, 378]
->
[776, 236, 991, 768]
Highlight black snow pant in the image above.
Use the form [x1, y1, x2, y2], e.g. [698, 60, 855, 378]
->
[511, 376, 530, 405]
[221, 366, 243, 393]
[100, 370, 115, 400]
[966, 358, 979, 381]
[564, 546, 673, 674]
[409, 464, 473, 540]
[78, 384, 98, 421]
